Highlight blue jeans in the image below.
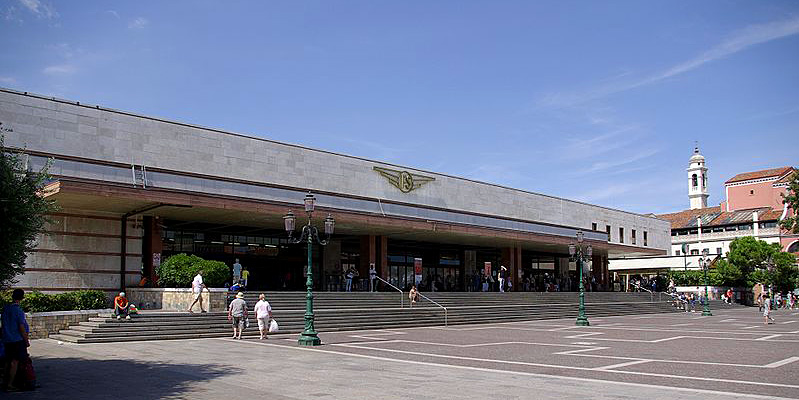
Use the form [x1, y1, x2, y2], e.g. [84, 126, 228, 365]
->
[346, 278, 353, 292]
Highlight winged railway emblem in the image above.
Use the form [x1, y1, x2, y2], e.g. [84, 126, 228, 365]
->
[373, 166, 435, 193]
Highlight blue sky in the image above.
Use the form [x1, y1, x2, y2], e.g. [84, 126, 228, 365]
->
[1, 1, 797, 214]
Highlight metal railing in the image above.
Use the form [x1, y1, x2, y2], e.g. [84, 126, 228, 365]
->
[417, 292, 448, 327]
[375, 276, 404, 308]
[630, 283, 664, 302]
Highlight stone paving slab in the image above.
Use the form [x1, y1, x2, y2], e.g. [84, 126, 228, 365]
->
[8, 308, 799, 399]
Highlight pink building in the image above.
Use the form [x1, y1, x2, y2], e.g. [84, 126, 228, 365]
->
[661, 150, 797, 256]
[723, 166, 794, 213]
[721, 166, 797, 252]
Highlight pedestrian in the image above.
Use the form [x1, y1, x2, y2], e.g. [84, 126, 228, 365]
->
[369, 263, 377, 292]
[754, 283, 764, 311]
[233, 259, 243, 284]
[763, 294, 774, 324]
[242, 267, 250, 289]
[409, 286, 420, 307]
[1, 289, 31, 392]
[228, 292, 248, 339]
[254, 294, 272, 340]
[726, 288, 733, 305]
[498, 266, 507, 293]
[345, 267, 355, 292]
[482, 273, 489, 292]
[187, 270, 210, 313]
[114, 291, 131, 320]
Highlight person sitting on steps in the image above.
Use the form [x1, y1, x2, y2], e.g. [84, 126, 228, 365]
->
[114, 292, 130, 320]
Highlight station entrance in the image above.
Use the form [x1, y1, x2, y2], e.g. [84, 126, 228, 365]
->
[151, 218, 607, 292]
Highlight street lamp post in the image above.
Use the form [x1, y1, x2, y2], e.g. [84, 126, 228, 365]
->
[569, 231, 592, 327]
[284, 192, 335, 346]
[700, 248, 712, 316]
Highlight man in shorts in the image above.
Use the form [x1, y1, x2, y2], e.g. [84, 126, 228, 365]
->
[2, 289, 30, 391]
[187, 270, 209, 313]
[228, 292, 248, 339]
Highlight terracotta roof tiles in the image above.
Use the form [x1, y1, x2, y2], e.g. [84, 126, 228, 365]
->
[725, 166, 794, 184]
[656, 206, 780, 229]
[775, 169, 797, 184]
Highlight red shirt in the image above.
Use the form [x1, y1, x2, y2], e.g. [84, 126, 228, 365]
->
[115, 296, 129, 308]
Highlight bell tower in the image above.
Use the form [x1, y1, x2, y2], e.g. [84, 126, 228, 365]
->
[687, 145, 708, 209]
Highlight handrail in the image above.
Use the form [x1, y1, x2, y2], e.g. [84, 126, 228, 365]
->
[631, 282, 659, 302]
[374, 275, 404, 308]
[417, 292, 448, 327]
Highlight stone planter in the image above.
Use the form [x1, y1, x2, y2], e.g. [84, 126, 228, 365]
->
[25, 309, 112, 339]
[126, 288, 227, 311]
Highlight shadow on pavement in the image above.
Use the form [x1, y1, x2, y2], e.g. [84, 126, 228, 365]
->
[8, 357, 241, 399]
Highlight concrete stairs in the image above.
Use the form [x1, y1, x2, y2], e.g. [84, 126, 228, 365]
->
[51, 292, 679, 343]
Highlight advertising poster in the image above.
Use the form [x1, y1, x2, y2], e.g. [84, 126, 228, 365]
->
[414, 258, 423, 285]
[484, 261, 492, 277]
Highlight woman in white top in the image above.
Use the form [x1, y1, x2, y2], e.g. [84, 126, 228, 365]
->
[254, 293, 272, 340]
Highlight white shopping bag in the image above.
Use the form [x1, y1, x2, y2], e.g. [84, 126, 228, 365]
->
[269, 319, 279, 333]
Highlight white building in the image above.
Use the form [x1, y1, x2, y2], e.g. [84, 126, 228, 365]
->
[609, 146, 796, 285]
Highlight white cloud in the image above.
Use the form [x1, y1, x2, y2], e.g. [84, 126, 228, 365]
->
[574, 148, 660, 176]
[575, 182, 639, 203]
[18, 0, 57, 19]
[539, 16, 799, 107]
[129, 17, 149, 29]
[43, 64, 76, 75]
[106, 10, 120, 19]
[0, 76, 17, 85]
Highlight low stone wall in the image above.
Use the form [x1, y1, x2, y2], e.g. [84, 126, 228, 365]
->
[127, 288, 227, 311]
[26, 309, 112, 339]
[675, 286, 748, 303]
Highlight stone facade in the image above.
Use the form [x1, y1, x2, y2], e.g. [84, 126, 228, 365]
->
[0, 89, 670, 251]
[16, 211, 142, 293]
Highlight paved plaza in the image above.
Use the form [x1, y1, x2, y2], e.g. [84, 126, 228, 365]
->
[11, 307, 799, 399]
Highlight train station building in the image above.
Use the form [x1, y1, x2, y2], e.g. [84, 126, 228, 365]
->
[1, 88, 670, 295]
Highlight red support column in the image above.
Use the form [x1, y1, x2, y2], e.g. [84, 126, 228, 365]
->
[359, 235, 376, 283]
[143, 216, 163, 287]
[379, 236, 388, 280]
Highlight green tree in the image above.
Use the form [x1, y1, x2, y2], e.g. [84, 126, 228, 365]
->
[779, 170, 799, 233]
[747, 269, 771, 288]
[155, 253, 228, 288]
[728, 237, 798, 291]
[726, 237, 778, 272]
[668, 270, 704, 286]
[0, 136, 58, 288]
[770, 251, 798, 293]
[712, 259, 744, 287]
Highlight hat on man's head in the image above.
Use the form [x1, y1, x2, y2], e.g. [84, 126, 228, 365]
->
[235, 292, 245, 299]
